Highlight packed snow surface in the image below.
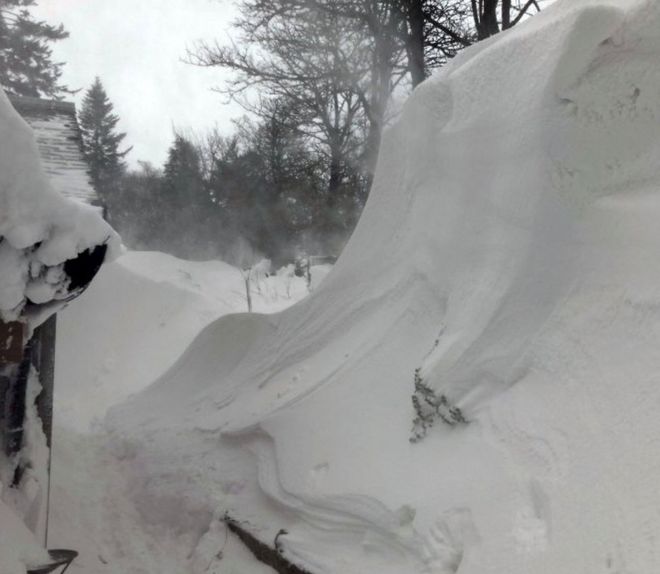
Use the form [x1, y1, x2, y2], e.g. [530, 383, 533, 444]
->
[0, 501, 49, 574]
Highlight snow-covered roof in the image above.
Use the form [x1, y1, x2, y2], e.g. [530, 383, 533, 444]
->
[0, 90, 119, 326]
[8, 95, 99, 208]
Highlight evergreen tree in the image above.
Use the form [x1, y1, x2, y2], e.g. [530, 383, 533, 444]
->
[162, 133, 206, 210]
[158, 132, 222, 258]
[0, 0, 69, 98]
[79, 77, 131, 211]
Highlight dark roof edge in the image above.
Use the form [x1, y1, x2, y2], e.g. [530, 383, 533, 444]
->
[8, 95, 76, 115]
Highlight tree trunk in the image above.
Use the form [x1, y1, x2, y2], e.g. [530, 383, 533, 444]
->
[244, 272, 253, 312]
[327, 150, 342, 205]
[324, 143, 343, 235]
[477, 0, 500, 39]
[364, 120, 381, 185]
[501, 0, 512, 29]
[404, 0, 426, 87]
[364, 32, 394, 180]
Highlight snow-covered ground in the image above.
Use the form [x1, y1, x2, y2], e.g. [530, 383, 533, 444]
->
[49, 427, 278, 574]
[94, 1, 660, 573]
[6, 0, 660, 572]
[54, 251, 326, 431]
[49, 250, 324, 573]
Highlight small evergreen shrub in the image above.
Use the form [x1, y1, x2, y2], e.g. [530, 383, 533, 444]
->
[410, 368, 467, 443]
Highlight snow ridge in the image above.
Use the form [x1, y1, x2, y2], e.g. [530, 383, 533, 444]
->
[109, 2, 660, 573]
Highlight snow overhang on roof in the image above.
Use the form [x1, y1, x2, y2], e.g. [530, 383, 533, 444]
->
[8, 95, 100, 208]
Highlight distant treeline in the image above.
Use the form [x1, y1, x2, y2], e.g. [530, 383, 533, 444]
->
[0, 0, 548, 265]
[109, 0, 548, 265]
[107, 114, 369, 266]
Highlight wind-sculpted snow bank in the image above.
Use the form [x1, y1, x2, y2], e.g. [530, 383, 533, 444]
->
[55, 251, 321, 430]
[109, 1, 660, 572]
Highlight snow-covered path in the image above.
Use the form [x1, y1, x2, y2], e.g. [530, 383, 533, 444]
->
[49, 427, 189, 574]
[49, 426, 277, 574]
[44, 251, 317, 573]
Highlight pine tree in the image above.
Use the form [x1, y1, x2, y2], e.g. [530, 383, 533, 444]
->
[157, 133, 215, 257]
[79, 77, 131, 210]
[0, 0, 69, 98]
[162, 133, 206, 210]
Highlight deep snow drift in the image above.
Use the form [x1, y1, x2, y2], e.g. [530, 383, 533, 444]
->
[49, 251, 324, 573]
[106, 1, 660, 572]
[55, 251, 325, 430]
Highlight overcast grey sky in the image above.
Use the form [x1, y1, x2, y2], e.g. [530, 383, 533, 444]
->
[34, 0, 242, 168]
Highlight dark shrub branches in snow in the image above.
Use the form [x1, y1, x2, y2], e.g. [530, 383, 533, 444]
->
[411, 368, 467, 443]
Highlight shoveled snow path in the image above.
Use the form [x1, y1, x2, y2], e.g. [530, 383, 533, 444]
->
[46, 251, 319, 573]
[49, 426, 277, 574]
[49, 427, 186, 574]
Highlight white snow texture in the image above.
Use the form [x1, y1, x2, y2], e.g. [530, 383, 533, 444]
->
[103, 1, 660, 573]
[55, 250, 328, 431]
[5, 0, 660, 572]
[0, 90, 119, 325]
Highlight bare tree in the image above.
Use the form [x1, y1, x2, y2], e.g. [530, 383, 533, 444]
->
[190, 2, 372, 233]
[460, 0, 542, 40]
[397, 0, 544, 86]
[189, 0, 546, 245]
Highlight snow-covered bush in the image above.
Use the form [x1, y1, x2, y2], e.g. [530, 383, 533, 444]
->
[411, 368, 467, 443]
